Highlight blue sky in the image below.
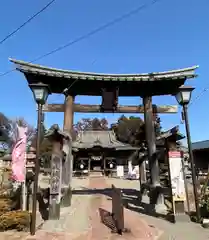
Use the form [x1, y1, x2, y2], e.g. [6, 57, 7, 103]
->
[0, 0, 208, 142]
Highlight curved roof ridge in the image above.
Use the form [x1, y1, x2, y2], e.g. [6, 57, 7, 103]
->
[9, 58, 198, 77]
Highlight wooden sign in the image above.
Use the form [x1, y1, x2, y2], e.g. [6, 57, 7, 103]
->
[168, 151, 187, 220]
[168, 151, 186, 200]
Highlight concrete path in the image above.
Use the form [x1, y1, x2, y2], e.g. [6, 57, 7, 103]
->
[26, 177, 160, 240]
[109, 178, 209, 240]
[1, 177, 209, 239]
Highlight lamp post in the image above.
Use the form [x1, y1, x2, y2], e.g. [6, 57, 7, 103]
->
[29, 83, 50, 235]
[174, 85, 201, 222]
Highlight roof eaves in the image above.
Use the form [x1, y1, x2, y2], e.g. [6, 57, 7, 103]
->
[10, 58, 198, 82]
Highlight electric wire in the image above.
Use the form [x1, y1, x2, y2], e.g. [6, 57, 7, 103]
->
[0, 0, 57, 45]
[0, 0, 161, 77]
[188, 87, 208, 107]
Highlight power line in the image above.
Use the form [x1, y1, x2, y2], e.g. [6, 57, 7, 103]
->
[180, 87, 208, 124]
[0, 0, 161, 77]
[0, 0, 56, 45]
[189, 87, 208, 107]
[31, 0, 161, 63]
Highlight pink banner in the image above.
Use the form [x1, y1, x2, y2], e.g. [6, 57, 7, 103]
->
[12, 126, 27, 182]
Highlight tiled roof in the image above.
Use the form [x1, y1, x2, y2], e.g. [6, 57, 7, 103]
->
[72, 130, 139, 151]
[192, 140, 209, 150]
[10, 58, 198, 82]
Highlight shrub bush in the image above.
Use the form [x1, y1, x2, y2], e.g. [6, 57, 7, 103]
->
[0, 210, 30, 231]
[0, 199, 12, 216]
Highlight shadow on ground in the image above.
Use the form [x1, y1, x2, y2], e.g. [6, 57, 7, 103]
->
[72, 187, 175, 223]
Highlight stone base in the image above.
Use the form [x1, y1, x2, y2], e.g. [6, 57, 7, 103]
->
[49, 196, 60, 220]
[175, 213, 190, 222]
[155, 202, 167, 215]
[155, 192, 167, 214]
[141, 184, 167, 214]
[61, 186, 72, 207]
[141, 193, 150, 205]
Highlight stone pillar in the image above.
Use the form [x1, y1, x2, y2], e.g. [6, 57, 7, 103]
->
[61, 136, 73, 206]
[49, 136, 63, 220]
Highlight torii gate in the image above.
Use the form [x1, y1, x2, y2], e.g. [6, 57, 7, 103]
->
[10, 58, 198, 210]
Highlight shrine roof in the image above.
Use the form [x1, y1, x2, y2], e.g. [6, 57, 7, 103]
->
[192, 140, 209, 151]
[156, 125, 185, 146]
[72, 130, 139, 151]
[10, 58, 198, 96]
[156, 126, 185, 142]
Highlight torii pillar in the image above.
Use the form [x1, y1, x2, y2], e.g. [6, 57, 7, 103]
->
[63, 95, 74, 132]
[63, 94, 74, 206]
[143, 96, 166, 213]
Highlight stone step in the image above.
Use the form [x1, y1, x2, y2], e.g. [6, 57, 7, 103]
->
[89, 171, 103, 177]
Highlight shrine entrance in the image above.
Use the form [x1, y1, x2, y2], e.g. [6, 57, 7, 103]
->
[10, 58, 198, 211]
[72, 130, 139, 176]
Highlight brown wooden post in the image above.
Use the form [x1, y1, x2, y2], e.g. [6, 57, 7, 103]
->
[63, 95, 74, 132]
[143, 96, 160, 186]
[63, 95, 74, 205]
[143, 97, 166, 212]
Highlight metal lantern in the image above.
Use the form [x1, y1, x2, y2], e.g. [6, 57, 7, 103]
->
[175, 86, 194, 106]
[29, 82, 50, 104]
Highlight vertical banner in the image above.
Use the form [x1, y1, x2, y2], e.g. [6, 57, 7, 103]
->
[168, 151, 186, 200]
[12, 126, 27, 182]
[12, 126, 27, 210]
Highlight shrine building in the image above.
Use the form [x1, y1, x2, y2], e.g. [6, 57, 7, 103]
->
[72, 130, 138, 175]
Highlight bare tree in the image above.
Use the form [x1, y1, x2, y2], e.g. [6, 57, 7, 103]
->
[0, 116, 35, 153]
[0, 113, 12, 152]
[9, 117, 35, 147]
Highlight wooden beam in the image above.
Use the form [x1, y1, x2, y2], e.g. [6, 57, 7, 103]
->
[43, 103, 178, 113]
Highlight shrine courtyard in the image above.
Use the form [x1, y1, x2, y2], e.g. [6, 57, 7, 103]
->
[1, 176, 208, 240]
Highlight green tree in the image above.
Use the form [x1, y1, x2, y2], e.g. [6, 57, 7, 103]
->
[112, 113, 163, 146]
[111, 115, 145, 146]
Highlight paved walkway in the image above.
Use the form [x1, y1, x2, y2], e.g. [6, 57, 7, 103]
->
[1, 177, 209, 239]
[26, 177, 160, 240]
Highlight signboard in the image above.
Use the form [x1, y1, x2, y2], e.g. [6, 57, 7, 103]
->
[50, 154, 62, 196]
[168, 151, 186, 201]
[117, 165, 124, 177]
[91, 156, 102, 161]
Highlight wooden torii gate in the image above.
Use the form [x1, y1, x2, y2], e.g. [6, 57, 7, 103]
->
[10, 58, 198, 210]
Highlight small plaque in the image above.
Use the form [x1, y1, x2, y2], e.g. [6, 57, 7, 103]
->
[50, 155, 62, 195]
